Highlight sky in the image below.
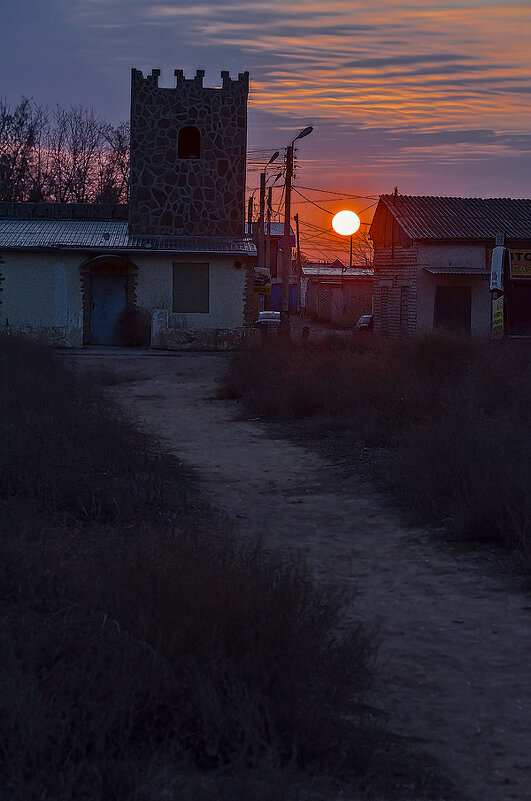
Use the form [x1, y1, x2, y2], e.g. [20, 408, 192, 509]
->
[1, 0, 530, 261]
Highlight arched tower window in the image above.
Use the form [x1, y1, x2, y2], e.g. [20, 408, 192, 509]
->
[178, 126, 200, 159]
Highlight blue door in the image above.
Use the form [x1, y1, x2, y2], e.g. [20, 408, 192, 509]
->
[90, 275, 127, 345]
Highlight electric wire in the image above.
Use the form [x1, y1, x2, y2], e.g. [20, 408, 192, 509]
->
[296, 186, 379, 200]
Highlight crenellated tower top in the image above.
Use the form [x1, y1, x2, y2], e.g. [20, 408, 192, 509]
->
[129, 68, 249, 238]
[131, 68, 249, 95]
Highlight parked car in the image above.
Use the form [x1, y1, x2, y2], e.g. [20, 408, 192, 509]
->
[255, 310, 282, 336]
[355, 314, 373, 331]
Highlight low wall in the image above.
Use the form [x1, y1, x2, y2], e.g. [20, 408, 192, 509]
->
[151, 310, 258, 350]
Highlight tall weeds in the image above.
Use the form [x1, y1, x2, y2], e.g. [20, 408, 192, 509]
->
[222, 334, 531, 559]
[0, 333, 378, 800]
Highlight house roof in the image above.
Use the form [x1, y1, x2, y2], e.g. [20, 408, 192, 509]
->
[303, 265, 373, 277]
[244, 221, 296, 245]
[374, 195, 531, 241]
[0, 218, 256, 255]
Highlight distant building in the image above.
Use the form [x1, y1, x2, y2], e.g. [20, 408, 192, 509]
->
[369, 194, 531, 337]
[302, 261, 373, 325]
[0, 68, 257, 349]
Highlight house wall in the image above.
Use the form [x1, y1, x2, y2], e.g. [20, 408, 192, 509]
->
[372, 242, 491, 337]
[0, 251, 84, 346]
[416, 244, 490, 336]
[372, 244, 419, 337]
[141, 254, 248, 331]
[0, 250, 253, 349]
[305, 278, 373, 325]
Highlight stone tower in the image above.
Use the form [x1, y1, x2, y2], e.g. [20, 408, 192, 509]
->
[129, 68, 249, 238]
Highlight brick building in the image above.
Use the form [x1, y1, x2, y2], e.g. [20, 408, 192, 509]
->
[369, 194, 531, 338]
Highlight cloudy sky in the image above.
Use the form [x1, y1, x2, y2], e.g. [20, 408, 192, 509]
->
[1, 0, 530, 260]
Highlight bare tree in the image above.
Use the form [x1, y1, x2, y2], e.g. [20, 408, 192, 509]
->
[95, 121, 130, 204]
[350, 228, 374, 267]
[0, 98, 47, 201]
[0, 97, 130, 204]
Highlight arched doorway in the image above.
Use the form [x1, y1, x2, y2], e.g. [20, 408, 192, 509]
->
[80, 255, 138, 345]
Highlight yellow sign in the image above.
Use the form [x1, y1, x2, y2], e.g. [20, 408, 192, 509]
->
[487, 248, 531, 278]
[509, 250, 531, 278]
[492, 296, 504, 338]
[255, 285, 271, 295]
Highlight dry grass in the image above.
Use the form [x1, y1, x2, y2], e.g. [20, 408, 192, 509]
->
[221, 333, 531, 564]
[0, 331, 192, 525]
[0, 333, 393, 801]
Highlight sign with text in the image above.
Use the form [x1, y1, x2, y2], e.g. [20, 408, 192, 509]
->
[509, 250, 531, 278]
[254, 284, 271, 295]
[487, 248, 531, 279]
[489, 246, 505, 291]
[492, 295, 504, 338]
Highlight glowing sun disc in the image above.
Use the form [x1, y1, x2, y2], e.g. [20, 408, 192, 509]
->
[332, 210, 361, 236]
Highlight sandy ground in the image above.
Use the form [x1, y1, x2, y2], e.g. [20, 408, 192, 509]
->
[64, 347, 531, 801]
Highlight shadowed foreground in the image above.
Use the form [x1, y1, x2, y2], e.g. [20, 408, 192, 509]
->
[71, 344, 531, 801]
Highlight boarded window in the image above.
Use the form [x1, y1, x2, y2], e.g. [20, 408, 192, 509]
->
[178, 126, 200, 159]
[434, 286, 471, 333]
[173, 262, 209, 313]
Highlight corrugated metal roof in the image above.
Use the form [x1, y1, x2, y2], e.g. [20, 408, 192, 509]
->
[303, 266, 373, 276]
[379, 195, 531, 241]
[0, 218, 256, 255]
[423, 267, 488, 275]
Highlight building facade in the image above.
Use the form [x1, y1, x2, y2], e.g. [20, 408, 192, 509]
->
[0, 69, 256, 349]
[369, 195, 531, 338]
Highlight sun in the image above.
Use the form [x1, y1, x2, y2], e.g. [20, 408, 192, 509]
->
[332, 210, 361, 236]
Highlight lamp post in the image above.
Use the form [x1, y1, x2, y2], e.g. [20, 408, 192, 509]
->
[281, 126, 313, 328]
[332, 210, 361, 269]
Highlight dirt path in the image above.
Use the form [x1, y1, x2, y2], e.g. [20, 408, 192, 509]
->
[69, 349, 531, 801]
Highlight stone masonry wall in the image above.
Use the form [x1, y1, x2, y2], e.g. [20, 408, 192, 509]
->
[129, 69, 249, 238]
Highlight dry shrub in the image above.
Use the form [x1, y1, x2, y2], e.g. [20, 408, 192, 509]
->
[114, 306, 152, 347]
[69, 528, 376, 772]
[0, 600, 180, 801]
[0, 525, 376, 799]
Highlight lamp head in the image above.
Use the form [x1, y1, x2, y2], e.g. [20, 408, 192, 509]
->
[294, 126, 313, 141]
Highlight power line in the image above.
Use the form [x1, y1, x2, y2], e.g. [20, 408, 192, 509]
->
[292, 187, 334, 215]
[296, 186, 379, 200]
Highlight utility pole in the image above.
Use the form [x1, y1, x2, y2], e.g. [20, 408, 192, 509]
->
[265, 185, 272, 277]
[247, 196, 253, 238]
[280, 127, 313, 333]
[281, 143, 294, 316]
[257, 170, 266, 270]
[294, 212, 301, 313]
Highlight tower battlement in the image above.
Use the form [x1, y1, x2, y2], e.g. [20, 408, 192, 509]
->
[129, 67, 249, 238]
[131, 68, 249, 95]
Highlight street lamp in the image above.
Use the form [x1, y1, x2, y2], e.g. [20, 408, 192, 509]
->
[281, 126, 313, 321]
[332, 209, 361, 269]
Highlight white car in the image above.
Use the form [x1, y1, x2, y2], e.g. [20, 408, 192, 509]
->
[355, 314, 373, 331]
